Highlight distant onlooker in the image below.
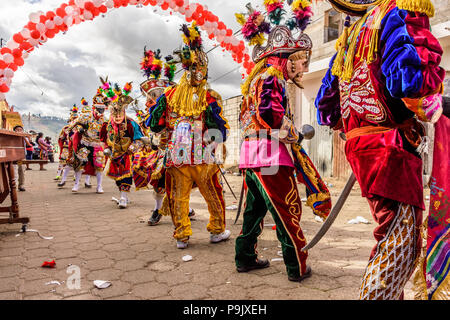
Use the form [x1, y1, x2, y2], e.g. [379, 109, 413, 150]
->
[45, 137, 54, 163]
[36, 132, 51, 160]
[24, 133, 34, 160]
[13, 125, 26, 191]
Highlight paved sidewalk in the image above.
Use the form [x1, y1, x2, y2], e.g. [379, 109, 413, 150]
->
[0, 162, 426, 300]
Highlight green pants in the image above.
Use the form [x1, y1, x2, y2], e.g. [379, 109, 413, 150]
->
[235, 167, 308, 278]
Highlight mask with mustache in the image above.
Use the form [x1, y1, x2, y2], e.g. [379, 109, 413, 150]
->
[286, 50, 311, 89]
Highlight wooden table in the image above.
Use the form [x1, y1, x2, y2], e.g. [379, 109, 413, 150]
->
[0, 129, 30, 231]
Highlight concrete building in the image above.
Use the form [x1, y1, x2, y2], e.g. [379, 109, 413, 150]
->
[223, 0, 450, 179]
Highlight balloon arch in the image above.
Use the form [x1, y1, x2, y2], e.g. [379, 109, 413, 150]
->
[0, 0, 255, 100]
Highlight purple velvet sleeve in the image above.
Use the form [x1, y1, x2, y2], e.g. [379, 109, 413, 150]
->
[314, 54, 341, 127]
[258, 76, 285, 129]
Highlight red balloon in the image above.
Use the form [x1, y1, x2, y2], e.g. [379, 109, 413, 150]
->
[149, 0, 157, 6]
[195, 4, 203, 12]
[27, 22, 37, 30]
[186, 16, 192, 22]
[46, 11, 56, 19]
[191, 12, 198, 20]
[85, 2, 95, 11]
[0, 84, 10, 93]
[0, 47, 11, 55]
[114, 0, 120, 8]
[175, 0, 184, 7]
[218, 22, 226, 30]
[13, 34, 24, 44]
[31, 30, 41, 39]
[197, 17, 204, 25]
[14, 57, 24, 67]
[12, 48, 22, 58]
[69, 0, 75, 5]
[0, 60, 6, 69]
[56, 8, 65, 18]
[9, 63, 18, 72]
[226, 29, 232, 37]
[99, 5, 107, 13]
[45, 30, 55, 38]
[20, 42, 32, 51]
[208, 34, 214, 40]
[121, 0, 128, 6]
[39, 15, 47, 23]
[161, 2, 169, 10]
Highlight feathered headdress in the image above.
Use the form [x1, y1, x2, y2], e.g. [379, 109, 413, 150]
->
[80, 97, 91, 113]
[181, 22, 203, 51]
[141, 47, 163, 80]
[286, 0, 313, 32]
[164, 55, 177, 83]
[135, 109, 145, 123]
[237, 1, 313, 63]
[235, 4, 271, 46]
[173, 22, 208, 71]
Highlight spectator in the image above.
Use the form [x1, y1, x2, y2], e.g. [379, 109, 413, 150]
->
[45, 136, 54, 163]
[36, 132, 50, 160]
[24, 133, 34, 160]
[13, 125, 26, 191]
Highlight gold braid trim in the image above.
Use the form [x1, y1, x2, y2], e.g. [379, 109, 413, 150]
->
[332, 0, 394, 81]
[241, 58, 269, 96]
[412, 218, 428, 300]
[396, 0, 435, 17]
[266, 65, 284, 81]
[167, 73, 209, 117]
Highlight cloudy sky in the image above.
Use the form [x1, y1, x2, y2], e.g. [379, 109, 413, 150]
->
[0, 0, 266, 119]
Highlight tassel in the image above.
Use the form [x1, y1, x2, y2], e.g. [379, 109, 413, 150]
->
[331, 15, 351, 79]
[396, 0, 435, 17]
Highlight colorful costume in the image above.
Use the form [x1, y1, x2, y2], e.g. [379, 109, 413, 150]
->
[315, 0, 445, 299]
[135, 48, 176, 224]
[234, 1, 331, 282]
[147, 23, 230, 248]
[55, 105, 78, 181]
[99, 80, 145, 209]
[413, 92, 450, 300]
[67, 94, 108, 193]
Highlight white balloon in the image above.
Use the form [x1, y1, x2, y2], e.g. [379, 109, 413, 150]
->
[65, 6, 74, 14]
[45, 20, 55, 29]
[6, 41, 19, 50]
[36, 23, 46, 33]
[54, 16, 63, 25]
[21, 28, 31, 39]
[22, 51, 29, 59]
[29, 12, 40, 23]
[105, 0, 114, 9]
[74, 0, 85, 8]
[4, 68, 14, 78]
[0, 93, 5, 101]
[84, 11, 93, 20]
[93, 0, 103, 6]
[3, 54, 14, 64]
[28, 38, 39, 46]
[64, 16, 74, 26]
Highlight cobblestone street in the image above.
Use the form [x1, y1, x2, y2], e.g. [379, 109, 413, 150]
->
[0, 162, 427, 300]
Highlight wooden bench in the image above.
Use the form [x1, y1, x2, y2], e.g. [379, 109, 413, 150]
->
[20, 159, 49, 171]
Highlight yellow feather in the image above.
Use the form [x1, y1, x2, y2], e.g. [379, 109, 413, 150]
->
[235, 13, 246, 26]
